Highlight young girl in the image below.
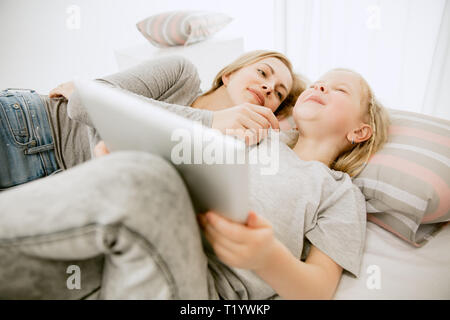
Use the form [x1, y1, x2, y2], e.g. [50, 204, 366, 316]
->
[198, 68, 390, 299]
[0, 51, 306, 189]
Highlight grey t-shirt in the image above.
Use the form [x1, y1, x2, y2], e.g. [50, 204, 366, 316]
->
[206, 131, 367, 300]
[41, 56, 213, 170]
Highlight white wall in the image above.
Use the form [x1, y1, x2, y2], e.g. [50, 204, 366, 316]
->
[3, 0, 446, 119]
[283, 0, 448, 118]
[0, 0, 276, 94]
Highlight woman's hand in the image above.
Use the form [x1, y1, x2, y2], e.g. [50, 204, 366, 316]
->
[49, 81, 75, 100]
[198, 211, 277, 271]
[94, 140, 110, 157]
[211, 104, 280, 145]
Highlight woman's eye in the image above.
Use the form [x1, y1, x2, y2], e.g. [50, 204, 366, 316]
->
[337, 88, 347, 93]
[277, 92, 283, 99]
[258, 69, 266, 77]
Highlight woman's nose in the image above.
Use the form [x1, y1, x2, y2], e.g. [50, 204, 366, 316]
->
[261, 84, 273, 95]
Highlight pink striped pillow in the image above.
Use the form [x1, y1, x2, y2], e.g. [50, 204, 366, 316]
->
[354, 109, 450, 247]
[136, 11, 233, 48]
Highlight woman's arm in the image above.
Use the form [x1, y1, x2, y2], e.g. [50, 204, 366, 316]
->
[49, 81, 75, 99]
[199, 211, 343, 300]
[63, 56, 213, 128]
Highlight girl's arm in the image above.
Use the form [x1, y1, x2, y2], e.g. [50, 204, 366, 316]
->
[255, 238, 343, 300]
[199, 211, 343, 300]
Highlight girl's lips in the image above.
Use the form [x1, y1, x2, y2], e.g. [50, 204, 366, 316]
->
[247, 88, 265, 106]
[304, 95, 325, 105]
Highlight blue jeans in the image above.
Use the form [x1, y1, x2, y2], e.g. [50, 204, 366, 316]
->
[0, 89, 60, 190]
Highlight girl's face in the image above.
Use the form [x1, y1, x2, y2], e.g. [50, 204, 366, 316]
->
[222, 57, 293, 113]
[293, 70, 366, 139]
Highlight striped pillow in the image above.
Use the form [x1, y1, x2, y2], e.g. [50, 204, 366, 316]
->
[354, 109, 450, 247]
[136, 11, 233, 48]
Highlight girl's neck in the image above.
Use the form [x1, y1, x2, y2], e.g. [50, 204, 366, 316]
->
[191, 86, 233, 111]
[292, 134, 341, 168]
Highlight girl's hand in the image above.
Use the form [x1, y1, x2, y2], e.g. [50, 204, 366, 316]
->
[198, 211, 277, 271]
[211, 104, 280, 146]
[94, 140, 110, 157]
[49, 81, 75, 100]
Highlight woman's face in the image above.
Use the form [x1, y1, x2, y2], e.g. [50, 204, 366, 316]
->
[292, 70, 365, 139]
[222, 57, 293, 113]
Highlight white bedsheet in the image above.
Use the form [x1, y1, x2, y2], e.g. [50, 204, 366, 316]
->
[334, 221, 450, 299]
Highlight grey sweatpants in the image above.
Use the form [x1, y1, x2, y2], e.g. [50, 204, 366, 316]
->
[0, 151, 219, 299]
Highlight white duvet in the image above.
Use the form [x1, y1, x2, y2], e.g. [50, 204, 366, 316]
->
[334, 221, 450, 299]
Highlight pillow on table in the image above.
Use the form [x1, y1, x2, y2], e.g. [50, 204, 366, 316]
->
[136, 11, 233, 48]
[353, 109, 450, 247]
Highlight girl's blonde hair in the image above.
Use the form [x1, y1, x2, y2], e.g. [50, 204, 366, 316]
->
[201, 50, 308, 119]
[331, 69, 391, 177]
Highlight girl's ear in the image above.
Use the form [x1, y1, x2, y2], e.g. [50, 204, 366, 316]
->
[348, 124, 373, 144]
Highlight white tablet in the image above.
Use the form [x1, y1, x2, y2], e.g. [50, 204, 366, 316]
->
[75, 80, 249, 223]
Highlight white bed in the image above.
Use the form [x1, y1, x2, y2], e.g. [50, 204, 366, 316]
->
[334, 221, 450, 300]
[114, 39, 450, 300]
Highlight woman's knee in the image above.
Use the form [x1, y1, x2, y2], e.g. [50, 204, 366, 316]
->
[97, 151, 180, 185]
[95, 151, 194, 220]
[86, 151, 184, 196]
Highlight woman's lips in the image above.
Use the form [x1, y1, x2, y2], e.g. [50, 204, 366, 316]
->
[248, 88, 265, 106]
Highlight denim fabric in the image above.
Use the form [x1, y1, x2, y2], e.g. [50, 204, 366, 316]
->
[0, 152, 219, 299]
[0, 89, 60, 190]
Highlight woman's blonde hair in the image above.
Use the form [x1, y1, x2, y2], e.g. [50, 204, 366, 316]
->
[201, 50, 307, 119]
[331, 69, 391, 177]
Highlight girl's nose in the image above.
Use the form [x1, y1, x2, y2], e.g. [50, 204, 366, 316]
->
[314, 83, 327, 93]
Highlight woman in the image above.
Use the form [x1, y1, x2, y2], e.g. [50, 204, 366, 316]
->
[0, 51, 306, 189]
[0, 67, 390, 300]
